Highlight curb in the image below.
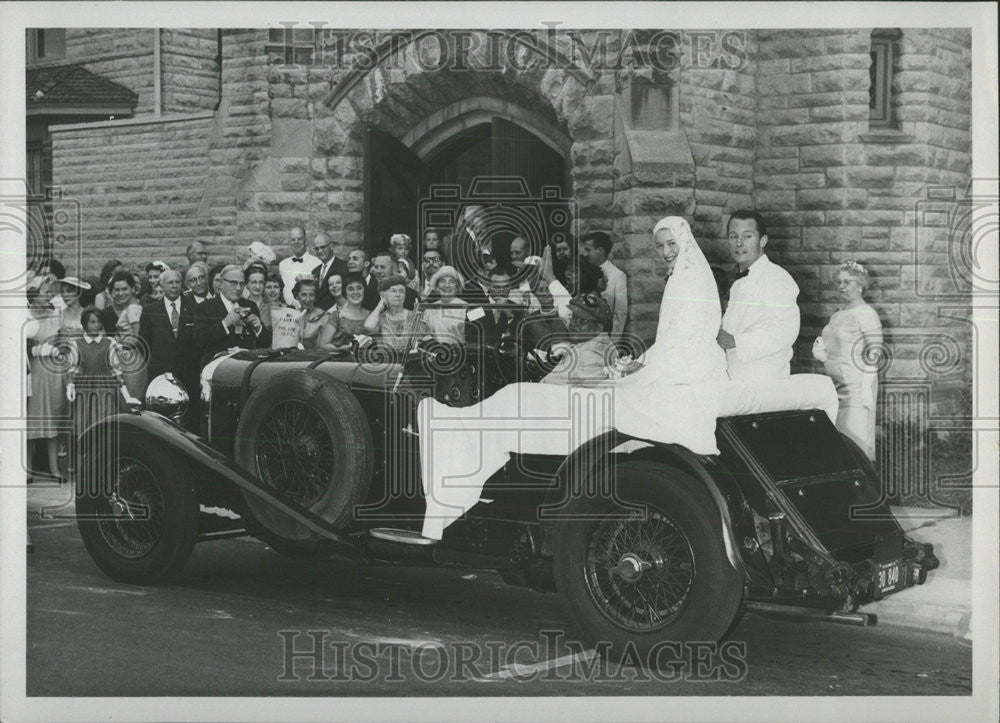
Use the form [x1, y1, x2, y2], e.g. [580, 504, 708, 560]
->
[863, 577, 970, 636]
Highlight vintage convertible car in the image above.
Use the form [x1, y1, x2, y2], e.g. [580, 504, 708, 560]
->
[74, 329, 939, 661]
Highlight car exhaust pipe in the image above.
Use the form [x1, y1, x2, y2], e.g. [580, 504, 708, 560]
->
[744, 601, 875, 627]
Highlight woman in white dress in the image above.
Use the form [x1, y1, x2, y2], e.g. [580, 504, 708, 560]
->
[812, 260, 882, 460]
[612, 217, 728, 441]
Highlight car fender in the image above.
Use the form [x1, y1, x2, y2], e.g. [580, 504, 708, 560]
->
[78, 411, 358, 554]
[540, 430, 749, 577]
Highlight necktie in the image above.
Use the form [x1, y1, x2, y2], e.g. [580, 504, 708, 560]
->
[292, 257, 303, 263]
[169, 301, 179, 337]
[735, 268, 749, 280]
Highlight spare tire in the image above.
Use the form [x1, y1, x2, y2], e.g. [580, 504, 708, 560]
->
[234, 370, 373, 542]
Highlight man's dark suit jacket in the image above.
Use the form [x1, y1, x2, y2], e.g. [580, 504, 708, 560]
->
[139, 296, 200, 396]
[312, 256, 349, 310]
[458, 278, 510, 345]
[193, 296, 272, 368]
[362, 274, 380, 311]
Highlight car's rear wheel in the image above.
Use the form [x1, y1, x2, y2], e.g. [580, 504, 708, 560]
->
[235, 371, 373, 544]
[554, 462, 743, 663]
[75, 437, 199, 584]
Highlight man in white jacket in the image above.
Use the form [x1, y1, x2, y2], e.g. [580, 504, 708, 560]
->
[717, 210, 800, 380]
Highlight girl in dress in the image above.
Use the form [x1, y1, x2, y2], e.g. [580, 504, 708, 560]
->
[66, 307, 127, 447]
[390, 233, 421, 292]
[317, 273, 370, 352]
[812, 260, 883, 460]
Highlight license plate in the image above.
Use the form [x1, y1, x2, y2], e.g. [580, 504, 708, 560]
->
[876, 560, 904, 595]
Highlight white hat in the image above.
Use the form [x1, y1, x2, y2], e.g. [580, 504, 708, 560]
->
[59, 276, 92, 290]
[247, 241, 277, 264]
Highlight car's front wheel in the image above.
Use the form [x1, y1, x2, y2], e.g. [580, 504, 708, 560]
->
[75, 437, 199, 585]
[553, 462, 743, 663]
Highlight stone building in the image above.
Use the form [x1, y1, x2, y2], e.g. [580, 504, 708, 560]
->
[35, 27, 974, 499]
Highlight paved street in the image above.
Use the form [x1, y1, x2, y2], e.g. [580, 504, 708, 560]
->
[26, 514, 971, 697]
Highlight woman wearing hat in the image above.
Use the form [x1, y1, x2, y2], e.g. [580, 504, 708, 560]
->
[812, 260, 883, 460]
[100, 270, 147, 400]
[541, 292, 616, 386]
[57, 276, 90, 335]
[421, 266, 468, 345]
[363, 275, 430, 354]
[26, 275, 76, 481]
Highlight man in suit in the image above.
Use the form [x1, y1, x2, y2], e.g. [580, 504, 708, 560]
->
[183, 262, 212, 304]
[717, 210, 800, 380]
[371, 252, 418, 309]
[278, 225, 320, 306]
[194, 264, 272, 367]
[311, 232, 349, 309]
[347, 248, 379, 310]
[581, 231, 628, 340]
[139, 269, 200, 428]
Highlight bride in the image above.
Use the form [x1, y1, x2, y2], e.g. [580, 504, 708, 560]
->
[418, 216, 728, 539]
[611, 216, 727, 437]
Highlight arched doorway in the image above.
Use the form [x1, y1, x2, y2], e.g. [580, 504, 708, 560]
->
[364, 114, 571, 266]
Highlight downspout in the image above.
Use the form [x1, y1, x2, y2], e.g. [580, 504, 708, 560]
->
[153, 28, 162, 116]
[214, 29, 223, 111]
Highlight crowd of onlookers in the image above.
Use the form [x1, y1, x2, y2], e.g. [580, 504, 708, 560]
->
[25, 205, 885, 484]
[24, 213, 631, 482]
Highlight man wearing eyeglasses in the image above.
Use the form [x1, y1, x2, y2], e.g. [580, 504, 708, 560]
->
[183, 262, 212, 304]
[310, 232, 348, 309]
[193, 264, 271, 367]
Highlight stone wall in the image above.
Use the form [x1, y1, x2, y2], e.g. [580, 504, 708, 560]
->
[63, 28, 219, 115]
[50, 114, 215, 275]
[161, 29, 220, 113]
[66, 29, 157, 114]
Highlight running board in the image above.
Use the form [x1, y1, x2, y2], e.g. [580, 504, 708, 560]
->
[744, 601, 875, 627]
[369, 528, 437, 545]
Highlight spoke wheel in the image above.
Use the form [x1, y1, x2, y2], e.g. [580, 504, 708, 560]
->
[95, 456, 166, 559]
[235, 371, 373, 544]
[584, 510, 695, 633]
[554, 462, 744, 664]
[255, 400, 336, 508]
[76, 437, 199, 585]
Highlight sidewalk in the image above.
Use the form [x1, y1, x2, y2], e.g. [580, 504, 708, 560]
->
[862, 506, 972, 637]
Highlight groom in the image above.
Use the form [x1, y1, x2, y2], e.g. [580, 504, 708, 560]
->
[716, 210, 800, 380]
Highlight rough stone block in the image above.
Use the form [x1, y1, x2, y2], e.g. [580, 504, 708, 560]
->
[769, 122, 854, 146]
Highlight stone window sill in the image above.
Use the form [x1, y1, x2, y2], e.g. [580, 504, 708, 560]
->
[859, 129, 914, 144]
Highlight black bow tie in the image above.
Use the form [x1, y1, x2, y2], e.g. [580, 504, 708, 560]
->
[735, 268, 749, 280]
[292, 257, 303, 263]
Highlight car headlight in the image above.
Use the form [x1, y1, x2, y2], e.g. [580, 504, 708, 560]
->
[144, 373, 190, 422]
